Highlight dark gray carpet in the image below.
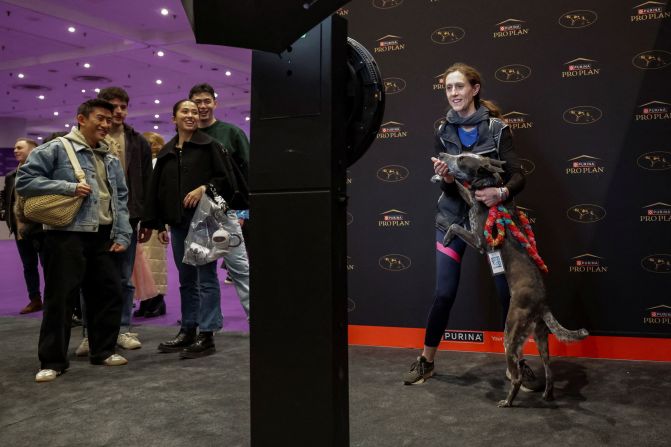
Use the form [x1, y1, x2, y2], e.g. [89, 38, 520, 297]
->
[1, 317, 669, 447]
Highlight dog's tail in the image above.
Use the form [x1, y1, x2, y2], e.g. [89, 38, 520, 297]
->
[543, 311, 589, 342]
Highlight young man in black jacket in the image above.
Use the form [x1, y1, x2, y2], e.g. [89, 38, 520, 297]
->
[189, 83, 250, 318]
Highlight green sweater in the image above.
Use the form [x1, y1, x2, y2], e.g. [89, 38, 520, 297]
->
[199, 120, 249, 183]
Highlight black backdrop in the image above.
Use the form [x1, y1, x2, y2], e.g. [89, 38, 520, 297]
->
[343, 0, 671, 338]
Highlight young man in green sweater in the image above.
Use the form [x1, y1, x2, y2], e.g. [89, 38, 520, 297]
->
[189, 83, 250, 318]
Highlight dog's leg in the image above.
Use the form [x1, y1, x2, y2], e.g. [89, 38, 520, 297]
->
[455, 181, 474, 207]
[499, 318, 529, 407]
[534, 322, 554, 401]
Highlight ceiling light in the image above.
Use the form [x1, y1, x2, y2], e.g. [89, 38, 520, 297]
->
[154, 114, 160, 118]
[83, 63, 91, 68]
[18, 73, 25, 79]
[81, 89, 86, 93]
[94, 88, 100, 93]
[68, 26, 76, 33]
[53, 111, 59, 116]
[154, 125, 159, 130]
[154, 99, 160, 104]
[65, 124, 70, 128]
[38, 95, 45, 100]
[155, 79, 162, 85]
[214, 93, 218, 98]
[225, 71, 232, 76]
[37, 137, 43, 140]
[157, 51, 165, 57]
[160, 8, 169, 16]
[245, 116, 250, 121]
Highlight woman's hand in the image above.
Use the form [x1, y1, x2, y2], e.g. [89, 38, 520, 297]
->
[430, 157, 454, 183]
[183, 185, 206, 208]
[158, 230, 170, 245]
[475, 187, 504, 207]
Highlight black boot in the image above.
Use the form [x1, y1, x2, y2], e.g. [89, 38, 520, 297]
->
[133, 299, 150, 318]
[180, 332, 216, 359]
[157, 328, 197, 353]
[144, 294, 166, 318]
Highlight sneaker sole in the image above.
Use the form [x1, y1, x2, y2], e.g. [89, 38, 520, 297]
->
[403, 370, 435, 385]
[117, 344, 142, 350]
[35, 371, 60, 382]
[179, 347, 216, 359]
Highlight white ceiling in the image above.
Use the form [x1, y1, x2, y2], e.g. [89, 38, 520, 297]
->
[0, 0, 252, 141]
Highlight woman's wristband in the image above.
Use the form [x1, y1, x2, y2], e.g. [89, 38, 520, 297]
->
[498, 187, 509, 201]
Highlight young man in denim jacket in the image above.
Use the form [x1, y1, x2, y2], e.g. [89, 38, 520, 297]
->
[16, 99, 133, 382]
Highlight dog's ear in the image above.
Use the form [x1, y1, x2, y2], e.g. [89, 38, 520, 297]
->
[482, 159, 506, 174]
[489, 159, 506, 169]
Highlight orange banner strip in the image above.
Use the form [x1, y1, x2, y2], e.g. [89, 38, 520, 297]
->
[348, 325, 671, 362]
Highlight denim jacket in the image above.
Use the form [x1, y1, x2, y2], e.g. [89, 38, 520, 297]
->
[15, 133, 132, 248]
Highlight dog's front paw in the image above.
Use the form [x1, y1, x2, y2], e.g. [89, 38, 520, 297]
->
[542, 390, 555, 402]
[497, 399, 512, 408]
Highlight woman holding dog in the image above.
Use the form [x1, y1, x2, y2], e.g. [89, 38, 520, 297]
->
[143, 99, 234, 359]
[402, 63, 541, 391]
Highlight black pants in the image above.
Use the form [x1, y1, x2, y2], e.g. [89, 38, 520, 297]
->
[15, 235, 44, 300]
[38, 227, 123, 370]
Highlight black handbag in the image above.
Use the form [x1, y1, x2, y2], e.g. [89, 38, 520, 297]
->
[219, 146, 249, 210]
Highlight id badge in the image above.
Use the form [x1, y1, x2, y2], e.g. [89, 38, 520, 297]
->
[487, 250, 505, 275]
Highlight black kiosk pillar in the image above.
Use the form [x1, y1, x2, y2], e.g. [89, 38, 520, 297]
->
[180, 2, 351, 446]
[248, 17, 350, 447]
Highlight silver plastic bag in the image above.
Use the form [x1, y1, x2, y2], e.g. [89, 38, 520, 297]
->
[182, 193, 242, 266]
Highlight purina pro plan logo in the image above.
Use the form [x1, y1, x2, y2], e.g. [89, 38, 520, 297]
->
[631, 2, 670, 22]
[570, 254, 608, 273]
[493, 18, 529, 38]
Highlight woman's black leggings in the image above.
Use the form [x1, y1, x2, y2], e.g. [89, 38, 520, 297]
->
[424, 229, 511, 347]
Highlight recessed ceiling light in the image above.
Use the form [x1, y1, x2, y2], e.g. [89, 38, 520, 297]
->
[94, 88, 100, 93]
[65, 124, 70, 128]
[154, 114, 160, 118]
[153, 125, 159, 130]
[155, 79, 162, 85]
[214, 93, 218, 98]
[154, 99, 160, 104]
[83, 63, 91, 68]
[53, 111, 59, 116]
[18, 73, 25, 79]
[160, 8, 169, 16]
[225, 71, 232, 76]
[68, 26, 76, 33]
[157, 50, 165, 57]
[37, 137, 43, 140]
[38, 95, 45, 100]
[245, 116, 250, 121]
[81, 89, 86, 93]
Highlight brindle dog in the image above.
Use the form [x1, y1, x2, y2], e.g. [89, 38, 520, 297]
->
[436, 152, 589, 407]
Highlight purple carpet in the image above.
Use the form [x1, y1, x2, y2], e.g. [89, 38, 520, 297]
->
[0, 239, 249, 333]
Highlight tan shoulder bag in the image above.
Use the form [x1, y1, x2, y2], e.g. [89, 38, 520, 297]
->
[23, 137, 87, 227]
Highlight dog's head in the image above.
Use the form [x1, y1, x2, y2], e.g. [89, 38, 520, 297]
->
[436, 152, 506, 188]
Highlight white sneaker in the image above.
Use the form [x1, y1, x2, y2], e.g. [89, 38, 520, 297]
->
[35, 369, 60, 382]
[75, 338, 89, 357]
[103, 354, 128, 366]
[117, 332, 142, 350]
